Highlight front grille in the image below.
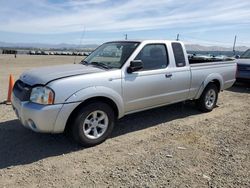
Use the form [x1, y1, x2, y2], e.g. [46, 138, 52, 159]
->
[238, 64, 250, 71]
[13, 80, 32, 101]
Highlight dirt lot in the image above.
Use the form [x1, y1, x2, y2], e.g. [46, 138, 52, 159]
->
[0, 54, 249, 187]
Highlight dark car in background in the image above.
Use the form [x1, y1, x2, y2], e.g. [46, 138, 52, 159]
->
[236, 49, 250, 82]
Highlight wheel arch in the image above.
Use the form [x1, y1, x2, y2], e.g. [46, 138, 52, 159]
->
[195, 73, 223, 99]
[64, 96, 120, 134]
[210, 79, 221, 92]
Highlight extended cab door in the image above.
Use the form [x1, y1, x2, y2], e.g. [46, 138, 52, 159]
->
[122, 42, 191, 114]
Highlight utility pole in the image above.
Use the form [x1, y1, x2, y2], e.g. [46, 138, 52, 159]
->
[125, 34, 128, 40]
[176, 34, 179, 41]
[233, 35, 237, 55]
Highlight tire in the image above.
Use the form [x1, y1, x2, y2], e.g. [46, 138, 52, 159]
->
[72, 102, 115, 147]
[196, 83, 218, 112]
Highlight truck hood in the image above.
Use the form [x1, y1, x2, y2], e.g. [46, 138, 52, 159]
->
[20, 64, 104, 86]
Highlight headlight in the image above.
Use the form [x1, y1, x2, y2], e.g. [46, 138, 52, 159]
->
[30, 86, 55, 105]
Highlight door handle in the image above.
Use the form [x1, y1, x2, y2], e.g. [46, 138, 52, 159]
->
[165, 73, 172, 78]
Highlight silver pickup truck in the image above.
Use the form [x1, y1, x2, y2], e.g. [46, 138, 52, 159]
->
[12, 40, 236, 146]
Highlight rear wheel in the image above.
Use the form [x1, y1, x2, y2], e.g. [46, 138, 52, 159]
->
[196, 83, 218, 112]
[72, 102, 115, 147]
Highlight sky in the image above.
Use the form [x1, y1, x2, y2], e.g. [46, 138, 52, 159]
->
[0, 0, 250, 47]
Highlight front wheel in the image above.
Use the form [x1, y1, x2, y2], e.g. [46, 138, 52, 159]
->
[72, 102, 115, 147]
[196, 83, 218, 112]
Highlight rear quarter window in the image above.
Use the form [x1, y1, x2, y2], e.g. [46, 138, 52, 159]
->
[172, 42, 186, 67]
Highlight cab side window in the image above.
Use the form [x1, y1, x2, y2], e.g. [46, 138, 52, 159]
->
[135, 44, 168, 71]
[172, 42, 186, 67]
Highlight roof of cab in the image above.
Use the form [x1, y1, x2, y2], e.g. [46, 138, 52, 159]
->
[107, 39, 182, 43]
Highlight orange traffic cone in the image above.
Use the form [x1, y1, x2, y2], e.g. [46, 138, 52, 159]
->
[6, 74, 15, 105]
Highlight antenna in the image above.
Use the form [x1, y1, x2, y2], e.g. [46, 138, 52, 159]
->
[74, 25, 86, 64]
[176, 34, 180, 41]
[124, 34, 128, 40]
[233, 35, 237, 55]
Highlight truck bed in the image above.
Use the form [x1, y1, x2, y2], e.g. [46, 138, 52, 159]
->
[189, 60, 236, 67]
[188, 60, 236, 100]
[189, 58, 234, 64]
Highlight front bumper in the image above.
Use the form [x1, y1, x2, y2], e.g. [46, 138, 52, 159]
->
[236, 70, 250, 81]
[12, 93, 63, 133]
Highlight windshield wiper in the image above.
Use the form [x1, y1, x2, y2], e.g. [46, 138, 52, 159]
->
[90, 62, 112, 70]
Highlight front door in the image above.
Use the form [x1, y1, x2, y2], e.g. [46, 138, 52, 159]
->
[123, 43, 171, 113]
[122, 42, 190, 114]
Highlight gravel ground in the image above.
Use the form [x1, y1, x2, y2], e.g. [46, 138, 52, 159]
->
[0, 54, 249, 187]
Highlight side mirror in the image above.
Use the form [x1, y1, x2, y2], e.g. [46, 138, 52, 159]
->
[127, 60, 143, 73]
[235, 55, 240, 59]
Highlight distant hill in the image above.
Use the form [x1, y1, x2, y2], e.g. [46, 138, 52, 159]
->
[0, 41, 249, 52]
[0, 41, 98, 49]
[185, 44, 249, 52]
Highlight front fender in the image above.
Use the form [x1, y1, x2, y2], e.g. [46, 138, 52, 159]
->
[65, 86, 124, 118]
[195, 73, 223, 99]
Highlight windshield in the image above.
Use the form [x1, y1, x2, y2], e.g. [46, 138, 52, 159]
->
[241, 49, 250, 59]
[81, 42, 140, 69]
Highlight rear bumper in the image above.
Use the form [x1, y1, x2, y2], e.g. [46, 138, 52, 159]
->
[12, 93, 63, 133]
